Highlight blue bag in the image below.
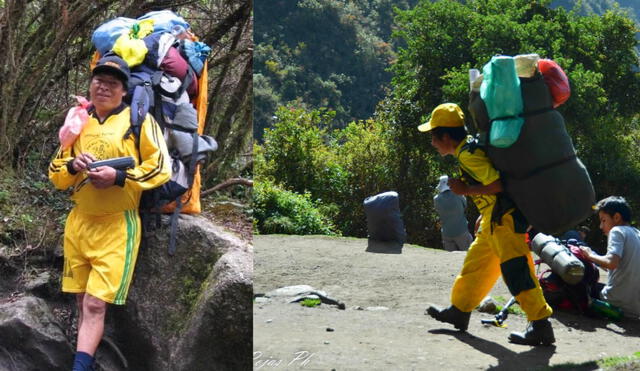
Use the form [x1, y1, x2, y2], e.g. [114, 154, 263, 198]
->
[481, 56, 524, 148]
[92, 17, 136, 55]
[180, 40, 212, 76]
[137, 10, 190, 34]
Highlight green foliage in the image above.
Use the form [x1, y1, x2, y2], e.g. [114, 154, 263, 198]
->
[253, 0, 416, 140]
[0, 190, 8, 204]
[300, 298, 322, 307]
[257, 106, 344, 199]
[597, 351, 640, 368]
[332, 118, 401, 236]
[253, 179, 339, 236]
[255, 105, 415, 238]
[553, 0, 640, 24]
[0, 167, 71, 265]
[541, 351, 640, 370]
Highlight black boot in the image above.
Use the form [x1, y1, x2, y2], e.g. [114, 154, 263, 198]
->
[508, 318, 555, 346]
[426, 304, 471, 331]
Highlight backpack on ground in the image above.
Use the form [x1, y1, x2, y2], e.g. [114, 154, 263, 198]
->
[531, 233, 599, 313]
[537, 239, 599, 314]
[91, 11, 217, 255]
[363, 191, 407, 245]
[467, 56, 595, 235]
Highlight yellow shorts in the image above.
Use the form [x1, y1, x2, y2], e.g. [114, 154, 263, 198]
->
[62, 208, 140, 305]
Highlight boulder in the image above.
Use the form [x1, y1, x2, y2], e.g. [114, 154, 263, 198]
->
[111, 214, 252, 370]
[0, 295, 73, 370]
[171, 244, 253, 370]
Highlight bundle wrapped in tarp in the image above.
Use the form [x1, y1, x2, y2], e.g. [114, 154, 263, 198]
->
[363, 191, 406, 244]
[481, 56, 524, 148]
[468, 61, 595, 235]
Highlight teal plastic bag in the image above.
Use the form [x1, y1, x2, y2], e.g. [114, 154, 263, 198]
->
[480, 56, 524, 148]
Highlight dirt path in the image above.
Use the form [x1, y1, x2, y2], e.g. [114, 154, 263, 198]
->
[253, 235, 640, 371]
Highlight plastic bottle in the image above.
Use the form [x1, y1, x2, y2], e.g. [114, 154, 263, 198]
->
[58, 96, 91, 149]
[590, 299, 624, 321]
[469, 68, 480, 92]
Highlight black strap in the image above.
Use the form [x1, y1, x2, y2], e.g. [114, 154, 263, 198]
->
[153, 67, 194, 101]
[164, 123, 196, 133]
[460, 137, 480, 154]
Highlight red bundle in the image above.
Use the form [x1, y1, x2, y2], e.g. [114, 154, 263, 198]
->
[538, 59, 570, 108]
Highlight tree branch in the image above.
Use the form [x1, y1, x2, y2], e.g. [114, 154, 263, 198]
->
[200, 0, 251, 45]
[201, 178, 253, 196]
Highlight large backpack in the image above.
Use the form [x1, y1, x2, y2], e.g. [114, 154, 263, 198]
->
[126, 70, 217, 255]
[468, 60, 595, 235]
[538, 239, 599, 313]
[91, 11, 217, 255]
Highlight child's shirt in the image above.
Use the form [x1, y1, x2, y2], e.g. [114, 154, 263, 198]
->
[601, 225, 640, 317]
[454, 136, 500, 216]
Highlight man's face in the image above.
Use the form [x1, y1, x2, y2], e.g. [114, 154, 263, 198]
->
[431, 134, 453, 156]
[598, 211, 618, 236]
[89, 73, 126, 112]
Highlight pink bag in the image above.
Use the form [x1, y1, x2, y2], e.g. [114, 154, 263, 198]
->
[59, 96, 91, 149]
[538, 59, 570, 108]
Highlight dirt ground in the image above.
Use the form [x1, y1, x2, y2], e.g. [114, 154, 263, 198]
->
[253, 235, 640, 371]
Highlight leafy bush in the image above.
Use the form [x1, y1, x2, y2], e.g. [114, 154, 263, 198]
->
[253, 179, 339, 236]
[257, 106, 348, 208]
[332, 118, 401, 236]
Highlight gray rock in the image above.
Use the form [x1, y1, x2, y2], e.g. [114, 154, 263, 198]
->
[171, 244, 253, 371]
[110, 214, 252, 371]
[25, 271, 54, 298]
[0, 296, 73, 370]
[266, 285, 319, 297]
[365, 306, 389, 311]
[477, 296, 498, 314]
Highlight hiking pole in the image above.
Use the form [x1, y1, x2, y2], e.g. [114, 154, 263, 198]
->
[481, 296, 517, 327]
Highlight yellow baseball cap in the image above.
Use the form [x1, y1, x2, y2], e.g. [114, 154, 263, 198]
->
[417, 103, 465, 132]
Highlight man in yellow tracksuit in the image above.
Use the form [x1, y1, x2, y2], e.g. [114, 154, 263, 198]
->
[419, 103, 554, 346]
[49, 54, 171, 370]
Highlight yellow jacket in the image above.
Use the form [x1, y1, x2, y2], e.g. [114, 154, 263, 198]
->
[49, 104, 171, 215]
[455, 137, 500, 216]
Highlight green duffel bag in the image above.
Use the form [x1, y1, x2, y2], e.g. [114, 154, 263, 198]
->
[468, 72, 595, 235]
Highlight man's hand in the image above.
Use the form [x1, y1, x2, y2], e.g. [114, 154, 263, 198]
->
[87, 166, 117, 189]
[72, 153, 96, 172]
[448, 178, 468, 195]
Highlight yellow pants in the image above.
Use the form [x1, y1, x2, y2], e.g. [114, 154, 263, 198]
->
[451, 211, 552, 321]
[62, 208, 141, 305]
